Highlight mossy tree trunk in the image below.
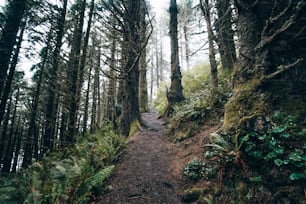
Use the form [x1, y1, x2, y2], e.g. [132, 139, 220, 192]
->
[167, 0, 185, 115]
[120, 0, 143, 136]
[224, 0, 306, 134]
[139, 0, 148, 113]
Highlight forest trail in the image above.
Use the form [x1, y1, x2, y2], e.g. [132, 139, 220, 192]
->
[96, 110, 182, 204]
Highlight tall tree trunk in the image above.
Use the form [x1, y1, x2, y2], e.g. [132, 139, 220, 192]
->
[139, 0, 148, 112]
[90, 42, 100, 132]
[215, 0, 236, 72]
[159, 29, 164, 83]
[224, 0, 306, 131]
[167, 0, 185, 115]
[150, 59, 154, 105]
[11, 117, 21, 173]
[77, 0, 95, 110]
[23, 32, 51, 166]
[82, 57, 93, 136]
[96, 48, 105, 129]
[155, 34, 160, 88]
[0, 21, 25, 125]
[0, 97, 12, 170]
[200, 0, 218, 90]
[0, 0, 27, 97]
[43, 0, 68, 154]
[120, 0, 142, 136]
[183, 24, 190, 69]
[67, 0, 86, 144]
[106, 22, 117, 125]
[3, 90, 18, 172]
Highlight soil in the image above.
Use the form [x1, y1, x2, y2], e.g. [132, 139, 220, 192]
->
[95, 110, 221, 204]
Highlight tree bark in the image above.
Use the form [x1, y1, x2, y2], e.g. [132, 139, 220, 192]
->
[139, 0, 148, 112]
[215, 0, 236, 72]
[43, 0, 68, 154]
[120, 0, 143, 136]
[67, 0, 86, 144]
[23, 32, 51, 167]
[0, 0, 28, 97]
[3, 90, 18, 172]
[200, 0, 218, 91]
[167, 0, 185, 114]
[224, 0, 306, 132]
[0, 21, 25, 125]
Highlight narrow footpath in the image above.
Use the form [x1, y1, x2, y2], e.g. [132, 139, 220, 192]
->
[97, 110, 182, 204]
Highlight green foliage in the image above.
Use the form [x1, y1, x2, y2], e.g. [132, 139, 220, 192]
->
[183, 158, 204, 180]
[153, 81, 169, 114]
[76, 165, 115, 203]
[0, 128, 126, 204]
[240, 112, 306, 181]
[160, 63, 232, 141]
[183, 143, 228, 181]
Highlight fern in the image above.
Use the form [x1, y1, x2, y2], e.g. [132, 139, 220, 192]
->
[84, 165, 115, 190]
[0, 127, 125, 204]
[76, 165, 115, 203]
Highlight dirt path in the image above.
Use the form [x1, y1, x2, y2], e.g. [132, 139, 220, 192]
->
[97, 110, 182, 204]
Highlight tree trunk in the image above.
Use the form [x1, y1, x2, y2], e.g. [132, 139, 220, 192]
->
[67, 0, 86, 144]
[215, 0, 236, 72]
[0, 21, 25, 125]
[0, 97, 12, 170]
[82, 55, 93, 136]
[224, 0, 306, 132]
[11, 117, 22, 173]
[23, 32, 51, 166]
[43, 0, 68, 154]
[139, 0, 148, 112]
[3, 90, 18, 172]
[77, 0, 95, 111]
[200, 0, 218, 90]
[106, 23, 117, 125]
[0, 0, 27, 97]
[183, 24, 190, 69]
[167, 0, 185, 114]
[90, 43, 101, 132]
[120, 0, 143, 136]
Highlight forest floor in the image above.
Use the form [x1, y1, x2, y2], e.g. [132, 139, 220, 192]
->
[95, 109, 221, 204]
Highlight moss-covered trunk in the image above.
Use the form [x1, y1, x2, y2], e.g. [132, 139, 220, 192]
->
[224, 0, 306, 133]
[167, 0, 185, 114]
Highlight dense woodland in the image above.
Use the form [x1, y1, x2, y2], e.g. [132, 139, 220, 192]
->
[0, 0, 305, 203]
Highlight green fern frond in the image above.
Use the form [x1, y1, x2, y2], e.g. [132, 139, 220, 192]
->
[77, 165, 115, 198]
[84, 165, 115, 189]
[208, 132, 229, 150]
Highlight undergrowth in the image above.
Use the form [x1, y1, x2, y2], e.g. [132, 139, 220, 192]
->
[0, 127, 127, 204]
[154, 63, 232, 142]
[183, 112, 306, 203]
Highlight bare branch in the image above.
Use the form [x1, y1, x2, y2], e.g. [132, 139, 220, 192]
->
[264, 58, 303, 81]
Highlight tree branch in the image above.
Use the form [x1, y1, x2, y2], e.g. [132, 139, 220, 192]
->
[263, 58, 303, 81]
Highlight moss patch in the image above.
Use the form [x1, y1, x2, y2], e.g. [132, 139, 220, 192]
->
[174, 128, 192, 142]
[129, 119, 141, 137]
